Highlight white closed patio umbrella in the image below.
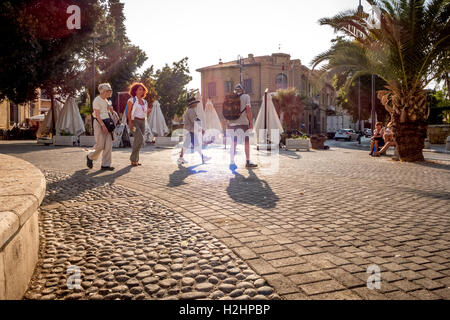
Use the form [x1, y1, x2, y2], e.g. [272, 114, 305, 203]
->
[254, 92, 284, 145]
[203, 99, 223, 142]
[55, 97, 85, 136]
[37, 99, 64, 137]
[147, 100, 169, 137]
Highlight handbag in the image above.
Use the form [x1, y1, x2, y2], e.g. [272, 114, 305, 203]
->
[96, 114, 116, 133]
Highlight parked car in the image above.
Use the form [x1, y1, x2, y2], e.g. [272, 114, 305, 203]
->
[364, 128, 372, 137]
[334, 129, 358, 141]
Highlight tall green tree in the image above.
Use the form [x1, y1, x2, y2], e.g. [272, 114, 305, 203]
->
[312, 0, 449, 162]
[80, 0, 147, 108]
[334, 74, 389, 124]
[0, 0, 101, 104]
[149, 58, 192, 130]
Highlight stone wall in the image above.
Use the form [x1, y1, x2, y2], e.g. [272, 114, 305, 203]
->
[0, 154, 45, 299]
[428, 124, 450, 144]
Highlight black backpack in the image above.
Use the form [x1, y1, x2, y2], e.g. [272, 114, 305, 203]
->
[222, 93, 244, 121]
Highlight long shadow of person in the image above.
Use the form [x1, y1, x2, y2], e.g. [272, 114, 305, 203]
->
[45, 165, 132, 203]
[167, 164, 207, 188]
[226, 169, 279, 209]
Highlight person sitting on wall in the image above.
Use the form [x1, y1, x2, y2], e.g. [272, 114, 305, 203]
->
[373, 123, 397, 157]
[370, 122, 385, 156]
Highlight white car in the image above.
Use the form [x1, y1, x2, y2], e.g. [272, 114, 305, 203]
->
[334, 129, 358, 141]
[364, 129, 372, 137]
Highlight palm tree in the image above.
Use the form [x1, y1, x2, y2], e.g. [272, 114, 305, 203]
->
[311, 0, 449, 162]
[272, 88, 305, 132]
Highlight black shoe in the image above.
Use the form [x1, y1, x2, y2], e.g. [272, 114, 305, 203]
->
[101, 166, 115, 171]
[245, 162, 258, 168]
[86, 155, 93, 169]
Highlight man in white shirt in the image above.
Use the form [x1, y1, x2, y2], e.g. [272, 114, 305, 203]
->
[227, 84, 257, 168]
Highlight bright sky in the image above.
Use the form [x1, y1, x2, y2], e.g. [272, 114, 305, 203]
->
[123, 0, 371, 90]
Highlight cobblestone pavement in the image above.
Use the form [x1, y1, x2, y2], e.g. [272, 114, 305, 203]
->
[24, 171, 278, 300]
[1, 141, 449, 300]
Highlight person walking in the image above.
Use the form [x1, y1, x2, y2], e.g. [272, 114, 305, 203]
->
[127, 83, 151, 167]
[228, 84, 257, 168]
[178, 94, 211, 165]
[86, 83, 115, 171]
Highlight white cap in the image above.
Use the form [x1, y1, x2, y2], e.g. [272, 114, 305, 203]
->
[98, 83, 112, 94]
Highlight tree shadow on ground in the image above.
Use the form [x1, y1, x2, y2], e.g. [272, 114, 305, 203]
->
[415, 160, 450, 171]
[167, 164, 207, 188]
[226, 169, 279, 209]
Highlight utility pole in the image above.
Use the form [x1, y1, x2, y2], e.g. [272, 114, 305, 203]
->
[371, 74, 376, 132]
[237, 55, 243, 85]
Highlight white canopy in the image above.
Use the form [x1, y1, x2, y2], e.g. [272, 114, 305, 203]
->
[55, 97, 85, 136]
[204, 99, 222, 131]
[147, 100, 169, 137]
[254, 92, 284, 143]
[37, 99, 64, 137]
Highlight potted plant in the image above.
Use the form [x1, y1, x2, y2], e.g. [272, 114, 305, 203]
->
[53, 130, 78, 146]
[310, 134, 328, 150]
[155, 131, 180, 148]
[285, 131, 311, 151]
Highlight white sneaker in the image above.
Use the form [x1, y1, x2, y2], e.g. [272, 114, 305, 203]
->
[177, 157, 188, 165]
[202, 156, 211, 164]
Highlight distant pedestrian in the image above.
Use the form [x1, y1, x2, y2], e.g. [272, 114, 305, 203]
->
[127, 83, 151, 167]
[227, 84, 257, 168]
[86, 83, 115, 171]
[178, 94, 211, 165]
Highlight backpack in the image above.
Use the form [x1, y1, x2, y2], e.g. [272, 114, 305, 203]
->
[121, 97, 137, 125]
[222, 93, 244, 121]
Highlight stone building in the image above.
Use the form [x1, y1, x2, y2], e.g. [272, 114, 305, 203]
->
[196, 53, 336, 134]
[0, 89, 50, 129]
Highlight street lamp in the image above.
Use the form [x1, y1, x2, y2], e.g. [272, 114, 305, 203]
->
[237, 54, 243, 85]
[91, 32, 100, 130]
[357, 0, 363, 137]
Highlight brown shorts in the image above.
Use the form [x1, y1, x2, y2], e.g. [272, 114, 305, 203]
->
[229, 125, 250, 144]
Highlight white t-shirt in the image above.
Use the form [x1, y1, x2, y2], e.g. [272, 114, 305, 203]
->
[93, 96, 110, 120]
[129, 98, 148, 120]
[229, 94, 251, 126]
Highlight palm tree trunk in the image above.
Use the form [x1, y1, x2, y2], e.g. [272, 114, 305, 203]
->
[391, 118, 427, 162]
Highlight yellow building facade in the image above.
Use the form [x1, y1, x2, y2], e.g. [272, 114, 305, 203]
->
[196, 53, 336, 134]
[0, 89, 50, 130]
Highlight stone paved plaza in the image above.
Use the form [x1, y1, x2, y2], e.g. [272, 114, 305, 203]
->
[1, 141, 449, 300]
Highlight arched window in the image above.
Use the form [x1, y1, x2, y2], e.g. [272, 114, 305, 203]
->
[301, 75, 307, 94]
[275, 73, 288, 90]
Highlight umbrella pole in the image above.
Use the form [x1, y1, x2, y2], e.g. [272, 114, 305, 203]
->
[264, 89, 270, 151]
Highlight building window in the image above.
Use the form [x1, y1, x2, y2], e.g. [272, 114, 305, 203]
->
[301, 75, 307, 95]
[224, 81, 233, 93]
[40, 89, 50, 100]
[10, 103, 18, 125]
[243, 79, 252, 94]
[275, 74, 288, 90]
[207, 82, 216, 97]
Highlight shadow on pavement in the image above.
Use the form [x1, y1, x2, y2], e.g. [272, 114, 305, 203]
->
[226, 169, 279, 209]
[167, 164, 207, 187]
[415, 160, 450, 171]
[45, 165, 132, 202]
[279, 149, 302, 160]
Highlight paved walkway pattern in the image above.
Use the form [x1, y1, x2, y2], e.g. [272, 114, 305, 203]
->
[1, 141, 449, 300]
[24, 171, 278, 300]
